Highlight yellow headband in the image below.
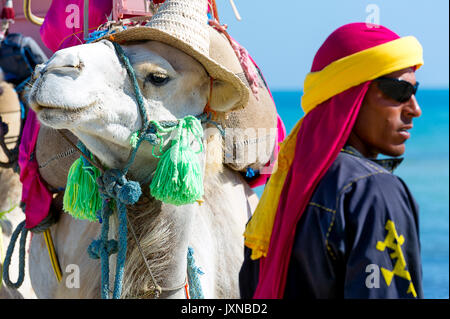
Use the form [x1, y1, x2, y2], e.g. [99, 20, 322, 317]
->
[301, 36, 424, 115]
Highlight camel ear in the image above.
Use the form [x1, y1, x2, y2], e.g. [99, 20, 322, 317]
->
[208, 78, 241, 113]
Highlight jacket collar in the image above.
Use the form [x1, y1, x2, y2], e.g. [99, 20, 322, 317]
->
[341, 145, 404, 173]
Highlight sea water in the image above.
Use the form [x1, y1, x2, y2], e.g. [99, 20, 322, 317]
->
[254, 89, 449, 299]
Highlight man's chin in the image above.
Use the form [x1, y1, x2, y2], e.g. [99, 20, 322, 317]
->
[382, 145, 406, 157]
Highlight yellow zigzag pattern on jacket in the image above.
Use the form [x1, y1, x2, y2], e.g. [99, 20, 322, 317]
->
[376, 220, 417, 298]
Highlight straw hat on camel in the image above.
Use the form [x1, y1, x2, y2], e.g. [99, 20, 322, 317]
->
[98, 0, 249, 111]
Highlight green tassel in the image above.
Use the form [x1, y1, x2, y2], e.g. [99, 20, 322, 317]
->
[150, 116, 204, 205]
[63, 155, 102, 221]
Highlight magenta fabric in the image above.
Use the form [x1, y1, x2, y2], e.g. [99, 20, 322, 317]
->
[253, 23, 401, 298]
[18, 110, 53, 229]
[311, 23, 401, 72]
[40, 0, 112, 52]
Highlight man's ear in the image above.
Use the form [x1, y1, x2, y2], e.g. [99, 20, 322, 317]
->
[208, 78, 241, 113]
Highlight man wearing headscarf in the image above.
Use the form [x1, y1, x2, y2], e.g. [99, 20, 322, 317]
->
[239, 22, 424, 299]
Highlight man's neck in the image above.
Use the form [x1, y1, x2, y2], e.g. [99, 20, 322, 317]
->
[341, 145, 404, 173]
[346, 133, 379, 158]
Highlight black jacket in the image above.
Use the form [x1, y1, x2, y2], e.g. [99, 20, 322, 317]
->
[239, 146, 423, 299]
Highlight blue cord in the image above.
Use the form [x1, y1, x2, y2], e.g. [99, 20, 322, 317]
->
[187, 247, 204, 299]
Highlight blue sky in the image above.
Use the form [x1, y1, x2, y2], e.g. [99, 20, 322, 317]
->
[215, 0, 449, 90]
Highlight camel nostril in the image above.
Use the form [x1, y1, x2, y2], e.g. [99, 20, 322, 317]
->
[42, 52, 83, 74]
[75, 61, 85, 70]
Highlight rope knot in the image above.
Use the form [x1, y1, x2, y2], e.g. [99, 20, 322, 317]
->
[97, 169, 142, 206]
[88, 239, 118, 259]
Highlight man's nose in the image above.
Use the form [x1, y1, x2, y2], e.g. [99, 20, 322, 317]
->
[404, 95, 422, 118]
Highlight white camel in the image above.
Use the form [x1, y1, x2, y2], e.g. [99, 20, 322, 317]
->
[27, 28, 261, 297]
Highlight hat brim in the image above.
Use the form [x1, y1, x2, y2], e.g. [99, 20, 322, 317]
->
[98, 27, 249, 111]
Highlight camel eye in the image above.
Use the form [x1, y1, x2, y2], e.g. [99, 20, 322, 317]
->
[145, 73, 169, 86]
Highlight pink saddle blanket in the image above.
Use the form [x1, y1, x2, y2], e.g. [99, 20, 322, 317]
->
[18, 110, 52, 229]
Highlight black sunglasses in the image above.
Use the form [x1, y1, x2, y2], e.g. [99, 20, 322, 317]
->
[374, 77, 419, 103]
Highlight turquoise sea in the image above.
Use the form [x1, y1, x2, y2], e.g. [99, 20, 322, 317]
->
[255, 89, 449, 299]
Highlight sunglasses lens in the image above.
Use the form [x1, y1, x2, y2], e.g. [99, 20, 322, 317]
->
[376, 78, 419, 103]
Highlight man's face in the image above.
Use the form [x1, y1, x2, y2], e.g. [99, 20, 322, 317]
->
[349, 67, 422, 158]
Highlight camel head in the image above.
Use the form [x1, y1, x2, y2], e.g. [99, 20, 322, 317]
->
[29, 39, 241, 176]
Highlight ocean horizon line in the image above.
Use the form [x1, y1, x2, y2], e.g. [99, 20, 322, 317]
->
[268, 87, 450, 93]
